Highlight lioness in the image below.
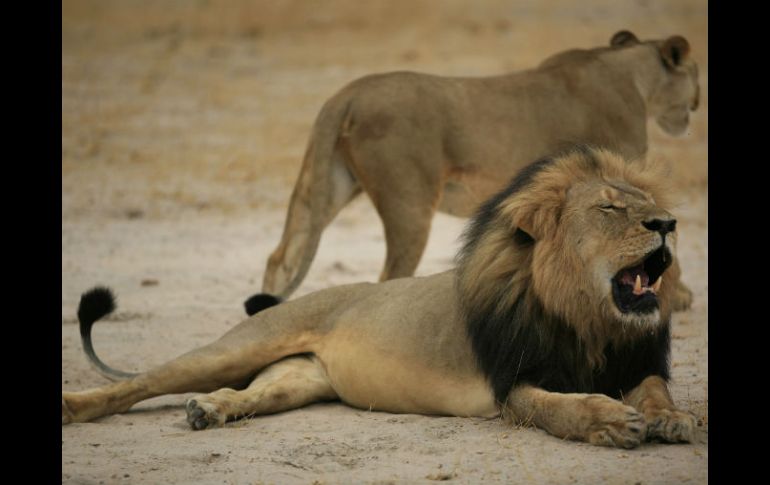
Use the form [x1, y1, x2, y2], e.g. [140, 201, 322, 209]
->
[254, 30, 699, 311]
[63, 147, 695, 448]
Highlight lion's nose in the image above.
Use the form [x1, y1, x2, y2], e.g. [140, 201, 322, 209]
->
[642, 218, 677, 236]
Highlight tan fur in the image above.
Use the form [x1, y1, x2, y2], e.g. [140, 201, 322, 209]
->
[504, 385, 646, 449]
[63, 148, 696, 449]
[623, 376, 696, 442]
[261, 31, 700, 306]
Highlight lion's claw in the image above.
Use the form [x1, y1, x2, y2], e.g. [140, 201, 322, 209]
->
[646, 409, 696, 443]
[582, 395, 646, 449]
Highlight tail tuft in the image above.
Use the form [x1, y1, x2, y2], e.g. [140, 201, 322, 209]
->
[75, 286, 137, 380]
[244, 293, 283, 316]
[78, 286, 116, 336]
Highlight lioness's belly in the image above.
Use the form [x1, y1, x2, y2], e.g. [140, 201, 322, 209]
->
[311, 272, 499, 418]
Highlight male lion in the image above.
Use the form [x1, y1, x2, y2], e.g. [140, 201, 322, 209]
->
[63, 147, 695, 448]
[254, 30, 699, 311]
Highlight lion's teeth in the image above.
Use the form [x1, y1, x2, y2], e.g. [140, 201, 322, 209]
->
[652, 276, 662, 293]
[634, 275, 642, 295]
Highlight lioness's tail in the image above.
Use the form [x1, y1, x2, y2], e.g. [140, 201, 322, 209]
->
[253, 93, 360, 314]
[77, 286, 138, 380]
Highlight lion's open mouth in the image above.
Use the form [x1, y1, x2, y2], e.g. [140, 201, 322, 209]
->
[611, 246, 672, 314]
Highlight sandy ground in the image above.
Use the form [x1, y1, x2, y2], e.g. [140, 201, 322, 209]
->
[62, 1, 708, 483]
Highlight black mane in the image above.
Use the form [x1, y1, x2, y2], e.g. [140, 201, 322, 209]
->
[465, 291, 670, 404]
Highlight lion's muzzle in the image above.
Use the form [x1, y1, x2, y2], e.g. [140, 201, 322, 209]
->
[611, 245, 672, 315]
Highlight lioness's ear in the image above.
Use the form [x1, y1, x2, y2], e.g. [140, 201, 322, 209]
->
[610, 30, 639, 47]
[660, 35, 690, 68]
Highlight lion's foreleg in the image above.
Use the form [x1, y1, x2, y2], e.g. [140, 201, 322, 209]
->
[623, 375, 696, 443]
[503, 385, 645, 449]
[184, 355, 337, 430]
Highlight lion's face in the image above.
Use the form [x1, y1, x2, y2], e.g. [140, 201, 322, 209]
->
[459, 148, 676, 348]
[557, 179, 676, 328]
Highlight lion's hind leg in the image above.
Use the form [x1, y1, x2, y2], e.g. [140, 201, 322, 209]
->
[185, 355, 338, 430]
[504, 385, 646, 449]
[62, 340, 260, 425]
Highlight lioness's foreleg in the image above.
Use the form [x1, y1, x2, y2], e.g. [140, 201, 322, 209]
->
[623, 375, 696, 443]
[504, 385, 645, 449]
[667, 259, 694, 311]
[185, 355, 337, 430]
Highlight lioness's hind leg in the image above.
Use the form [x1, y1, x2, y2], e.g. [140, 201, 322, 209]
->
[371, 192, 437, 281]
[185, 355, 337, 430]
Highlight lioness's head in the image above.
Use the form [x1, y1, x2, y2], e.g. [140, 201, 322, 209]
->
[457, 146, 677, 341]
[610, 30, 700, 136]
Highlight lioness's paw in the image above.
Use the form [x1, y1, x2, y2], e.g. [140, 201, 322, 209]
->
[670, 280, 693, 312]
[645, 408, 696, 443]
[582, 395, 645, 449]
[185, 398, 225, 431]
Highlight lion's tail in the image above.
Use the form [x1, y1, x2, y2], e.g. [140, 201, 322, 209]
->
[76, 286, 138, 381]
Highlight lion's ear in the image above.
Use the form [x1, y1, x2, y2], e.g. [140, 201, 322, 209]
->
[610, 30, 639, 47]
[498, 164, 567, 242]
[512, 227, 535, 246]
[660, 35, 690, 68]
[504, 197, 562, 242]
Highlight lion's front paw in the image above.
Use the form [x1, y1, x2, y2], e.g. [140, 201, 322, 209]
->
[582, 395, 646, 449]
[645, 408, 696, 443]
[185, 398, 226, 431]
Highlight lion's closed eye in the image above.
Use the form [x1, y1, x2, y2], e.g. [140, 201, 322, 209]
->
[599, 204, 626, 212]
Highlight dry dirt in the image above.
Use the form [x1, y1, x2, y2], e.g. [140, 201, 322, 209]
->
[62, 1, 708, 483]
